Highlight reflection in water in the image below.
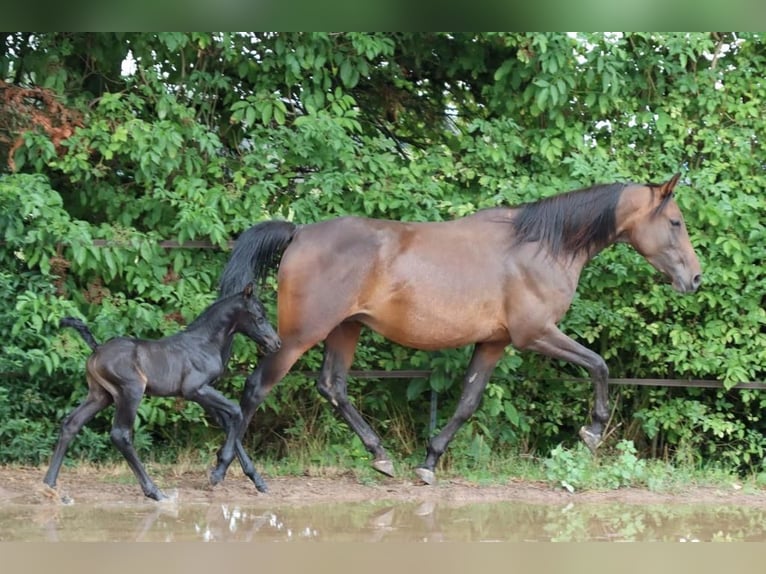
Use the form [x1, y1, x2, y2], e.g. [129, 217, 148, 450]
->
[2, 498, 766, 542]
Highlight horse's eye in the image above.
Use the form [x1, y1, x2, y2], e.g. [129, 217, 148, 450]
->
[670, 219, 681, 227]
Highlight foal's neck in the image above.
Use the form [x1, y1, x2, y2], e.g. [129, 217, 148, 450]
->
[185, 300, 241, 343]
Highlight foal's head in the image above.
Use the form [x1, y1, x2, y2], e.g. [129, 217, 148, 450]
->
[236, 283, 281, 353]
[618, 173, 702, 293]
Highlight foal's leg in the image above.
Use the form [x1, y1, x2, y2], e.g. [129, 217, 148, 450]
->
[416, 341, 506, 485]
[189, 385, 268, 492]
[110, 390, 167, 501]
[43, 388, 112, 490]
[316, 322, 394, 477]
[210, 343, 307, 483]
[523, 325, 609, 452]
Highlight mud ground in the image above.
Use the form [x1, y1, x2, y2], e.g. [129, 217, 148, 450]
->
[3, 465, 766, 508]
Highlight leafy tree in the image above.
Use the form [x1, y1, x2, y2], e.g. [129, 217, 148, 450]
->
[1, 33, 764, 471]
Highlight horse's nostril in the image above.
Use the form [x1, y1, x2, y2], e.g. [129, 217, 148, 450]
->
[692, 273, 702, 290]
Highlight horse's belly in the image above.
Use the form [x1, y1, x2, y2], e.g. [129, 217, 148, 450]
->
[361, 303, 509, 350]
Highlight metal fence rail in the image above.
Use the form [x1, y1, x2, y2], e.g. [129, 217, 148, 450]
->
[296, 370, 766, 390]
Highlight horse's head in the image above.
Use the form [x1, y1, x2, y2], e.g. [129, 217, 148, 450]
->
[239, 283, 281, 353]
[619, 173, 702, 294]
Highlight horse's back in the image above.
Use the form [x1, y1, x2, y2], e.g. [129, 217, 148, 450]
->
[276, 212, 515, 348]
[87, 336, 179, 394]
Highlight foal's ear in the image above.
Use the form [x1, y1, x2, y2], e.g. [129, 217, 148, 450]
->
[243, 283, 254, 298]
[660, 172, 682, 198]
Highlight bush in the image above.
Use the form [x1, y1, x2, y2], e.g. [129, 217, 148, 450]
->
[1, 33, 765, 475]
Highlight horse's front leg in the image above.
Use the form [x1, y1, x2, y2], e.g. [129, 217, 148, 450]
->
[523, 325, 609, 452]
[416, 341, 506, 485]
[187, 384, 268, 492]
[210, 346, 304, 485]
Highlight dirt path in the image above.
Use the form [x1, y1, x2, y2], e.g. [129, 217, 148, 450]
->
[4, 465, 766, 508]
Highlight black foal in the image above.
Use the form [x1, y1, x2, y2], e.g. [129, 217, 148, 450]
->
[43, 283, 280, 501]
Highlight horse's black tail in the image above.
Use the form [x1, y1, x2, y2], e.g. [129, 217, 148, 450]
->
[219, 220, 297, 297]
[60, 317, 99, 351]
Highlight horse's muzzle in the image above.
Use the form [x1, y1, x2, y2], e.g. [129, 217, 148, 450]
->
[263, 336, 282, 354]
[673, 272, 702, 294]
[689, 273, 702, 292]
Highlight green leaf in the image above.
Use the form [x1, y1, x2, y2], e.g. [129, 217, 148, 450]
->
[244, 106, 256, 127]
[503, 402, 520, 426]
[261, 101, 273, 125]
[406, 378, 427, 401]
[339, 59, 359, 88]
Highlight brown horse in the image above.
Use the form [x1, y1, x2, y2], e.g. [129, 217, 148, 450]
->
[212, 173, 701, 486]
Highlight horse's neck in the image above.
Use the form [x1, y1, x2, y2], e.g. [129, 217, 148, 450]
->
[186, 306, 238, 350]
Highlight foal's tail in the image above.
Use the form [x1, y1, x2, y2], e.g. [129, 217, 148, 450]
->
[219, 220, 297, 297]
[60, 317, 99, 351]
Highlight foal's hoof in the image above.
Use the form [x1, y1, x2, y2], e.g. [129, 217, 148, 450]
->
[579, 426, 603, 453]
[372, 459, 395, 477]
[41, 483, 75, 505]
[252, 476, 269, 494]
[208, 467, 225, 487]
[414, 467, 436, 485]
[149, 489, 171, 502]
[156, 489, 179, 505]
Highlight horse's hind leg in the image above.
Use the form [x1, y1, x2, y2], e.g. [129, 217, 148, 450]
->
[317, 322, 394, 477]
[43, 388, 112, 490]
[416, 341, 506, 485]
[210, 343, 307, 484]
[110, 392, 167, 501]
[188, 385, 268, 492]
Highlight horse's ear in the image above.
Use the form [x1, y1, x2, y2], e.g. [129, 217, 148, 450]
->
[243, 283, 253, 298]
[660, 172, 682, 198]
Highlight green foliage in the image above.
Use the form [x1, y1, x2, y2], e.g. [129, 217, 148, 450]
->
[544, 440, 648, 492]
[1, 33, 765, 475]
[635, 390, 766, 470]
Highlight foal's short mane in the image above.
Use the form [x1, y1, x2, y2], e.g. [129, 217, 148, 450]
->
[511, 182, 628, 258]
[185, 291, 240, 330]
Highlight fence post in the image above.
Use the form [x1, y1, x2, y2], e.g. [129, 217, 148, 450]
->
[429, 387, 438, 435]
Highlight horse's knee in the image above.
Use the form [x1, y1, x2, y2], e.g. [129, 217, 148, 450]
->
[241, 376, 270, 413]
[243, 368, 271, 398]
[110, 427, 131, 449]
[58, 416, 79, 441]
[223, 409, 243, 434]
[593, 359, 609, 382]
[316, 378, 336, 404]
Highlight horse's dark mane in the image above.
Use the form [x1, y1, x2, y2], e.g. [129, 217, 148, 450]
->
[511, 182, 628, 258]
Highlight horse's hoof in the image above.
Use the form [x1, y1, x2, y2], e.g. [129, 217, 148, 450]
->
[372, 459, 395, 477]
[242, 469, 268, 493]
[579, 426, 602, 453]
[414, 467, 436, 485]
[149, 490, 170, 502]
[208, 468, 224, 487]
[157, 489, 178, 505]
[253, 478, 269, 494]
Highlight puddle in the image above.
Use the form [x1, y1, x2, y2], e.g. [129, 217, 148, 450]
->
[2, 499, 766, 542]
